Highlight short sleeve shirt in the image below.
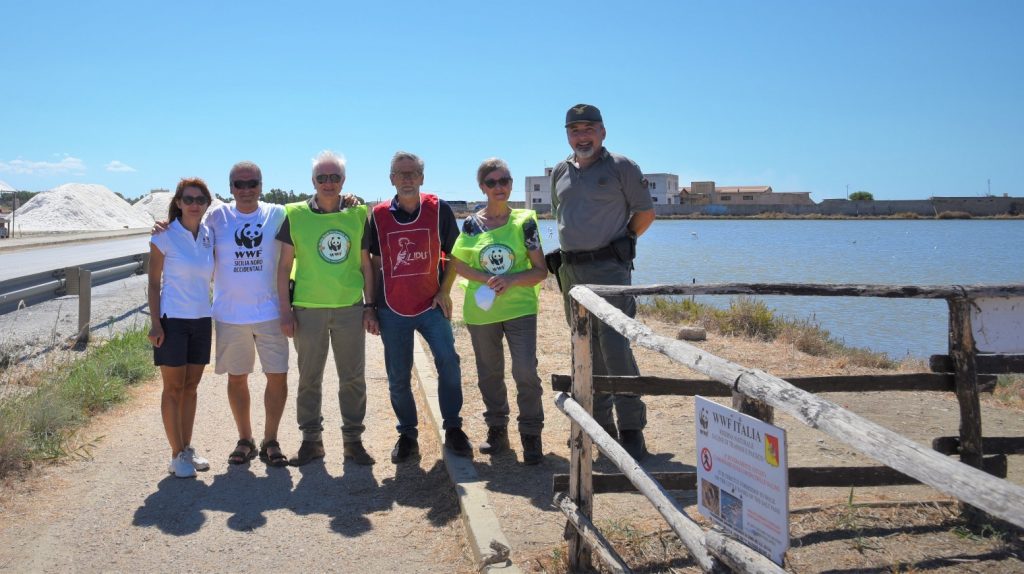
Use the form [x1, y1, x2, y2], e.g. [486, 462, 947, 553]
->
[462, 213, 542, 252]
[551, 148, 653, 252]
[150, 219, 214, 319]
[275, 196, 370, 250]
[205, 202, 286, 324]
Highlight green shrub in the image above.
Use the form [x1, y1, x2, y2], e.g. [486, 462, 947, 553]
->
[0, 327, 156, 475]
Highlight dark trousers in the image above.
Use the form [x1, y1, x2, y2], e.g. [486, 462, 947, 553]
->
[558, 257, 646, 430]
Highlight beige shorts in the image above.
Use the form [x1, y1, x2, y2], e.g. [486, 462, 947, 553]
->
[215, 319, 289, 375]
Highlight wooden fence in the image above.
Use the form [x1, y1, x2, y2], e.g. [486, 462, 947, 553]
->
[553, 282, 1024, 573]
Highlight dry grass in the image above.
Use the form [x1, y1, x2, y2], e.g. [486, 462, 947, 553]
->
[992, 375, 1024, 409]
[638, 295, 900, 369]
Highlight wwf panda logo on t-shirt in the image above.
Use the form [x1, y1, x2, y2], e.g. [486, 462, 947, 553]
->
[234, 222, 264, 249]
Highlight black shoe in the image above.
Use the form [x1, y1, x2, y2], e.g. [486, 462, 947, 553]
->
[479, 426, 509, 455]
[391, 434, 420, 464]
[521, 434, 543, 466]
[445, 428, 473, 458]
[343, 441, 375, 466]
[620, 430, 648, 460]
[289, 440, 325, 466]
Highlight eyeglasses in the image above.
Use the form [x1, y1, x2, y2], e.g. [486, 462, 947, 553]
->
[391, 170, 422, 180]
[315, 173, 343, 184]
[180, 195, 209, 206]
[483, 177, 513, 189]
[232, 179, 260, 189]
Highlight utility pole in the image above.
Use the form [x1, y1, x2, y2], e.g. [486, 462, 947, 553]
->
[846, 184, 850, 198]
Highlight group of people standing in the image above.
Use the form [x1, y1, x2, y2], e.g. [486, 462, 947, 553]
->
[148, 104, 655, 479]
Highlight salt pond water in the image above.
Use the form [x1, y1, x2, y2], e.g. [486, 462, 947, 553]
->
[536, 219, 1024, 359]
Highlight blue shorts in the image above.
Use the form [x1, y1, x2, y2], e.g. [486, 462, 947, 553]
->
[153, 317, 212, 367]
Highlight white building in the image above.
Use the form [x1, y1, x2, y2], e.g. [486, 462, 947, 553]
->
[525, 167, 679, 209]
[644, 173, 679, 205]
[524, 167, 553, 210]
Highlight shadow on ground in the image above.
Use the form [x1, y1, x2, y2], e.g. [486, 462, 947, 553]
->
[131, 458, 460, 536]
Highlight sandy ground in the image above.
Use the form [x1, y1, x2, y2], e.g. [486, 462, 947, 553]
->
[1, 277, 1022, 573]
[451, 280, 1024, 572]
[0, 331, 474, 573]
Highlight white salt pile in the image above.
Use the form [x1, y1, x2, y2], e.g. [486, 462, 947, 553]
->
[132, 190, 224, 223]
[0, 180, 15, 192]
[9, 183, 154, 232]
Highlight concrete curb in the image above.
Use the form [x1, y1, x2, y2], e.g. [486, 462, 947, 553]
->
[412, 332, 522, 573]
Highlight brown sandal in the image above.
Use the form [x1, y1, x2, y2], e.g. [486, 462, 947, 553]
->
[228, 438, 257, 465]
[259, 439, 289, 467]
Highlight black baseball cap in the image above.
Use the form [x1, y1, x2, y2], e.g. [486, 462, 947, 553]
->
[565, 103, 603, 127]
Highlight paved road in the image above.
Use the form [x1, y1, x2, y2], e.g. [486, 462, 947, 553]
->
[0, 236, 149, 282]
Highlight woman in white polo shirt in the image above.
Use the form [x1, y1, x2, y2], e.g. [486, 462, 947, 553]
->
[148, 178, 215, 478]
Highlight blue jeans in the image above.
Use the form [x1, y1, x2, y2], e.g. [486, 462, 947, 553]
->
[377, 306, 463, 438]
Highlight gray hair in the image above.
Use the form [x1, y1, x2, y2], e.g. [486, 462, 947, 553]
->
[229, 161, 262, 183]
[390, 151, 424, 174]
[312, 150, 347, 178]
[476, 157, 510, 185]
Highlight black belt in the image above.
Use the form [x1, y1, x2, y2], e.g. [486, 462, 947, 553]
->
[562, 244, 618, 265]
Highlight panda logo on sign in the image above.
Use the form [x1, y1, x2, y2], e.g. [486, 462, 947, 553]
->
[317, 230, 350, 264]
[479, 244, 514, 275]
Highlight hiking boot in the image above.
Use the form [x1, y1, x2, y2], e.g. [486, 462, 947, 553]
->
[343, 441, 376, 466]
[168, 451, 197, 478]
[391, 434, 420, 464]
[183, 445, 209, 471]
[620, 430, 648, 461]
[521, 434, 543, 466]
[479, 426, 509, 455]
[289, 440, 325, 467]
[445, 428, 473, 458]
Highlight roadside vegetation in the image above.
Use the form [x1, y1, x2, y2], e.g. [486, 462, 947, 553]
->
[994, 375, 1024, 409]
[638, 295, 899, 369]
[0, 326, 155, 477]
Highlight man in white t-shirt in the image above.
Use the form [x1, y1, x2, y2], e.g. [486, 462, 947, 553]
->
[205, 161, 291, 467]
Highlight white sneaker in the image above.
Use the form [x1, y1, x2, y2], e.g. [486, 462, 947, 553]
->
[168, 452, 197, 478]
[184, 445, 210, 471]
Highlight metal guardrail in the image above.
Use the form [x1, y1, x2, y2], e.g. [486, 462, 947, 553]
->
[0, 253, 149, 339]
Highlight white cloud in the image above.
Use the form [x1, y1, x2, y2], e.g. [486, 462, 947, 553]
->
[0, 155, 86, 175]
[105, 160, 137, 173]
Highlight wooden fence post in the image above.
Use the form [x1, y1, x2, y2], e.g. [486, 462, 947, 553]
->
[568, 296, 594, 572]
[731, 393, 774, 424]
[947, 297, 986, 524]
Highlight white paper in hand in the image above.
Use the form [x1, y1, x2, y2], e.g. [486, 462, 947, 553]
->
[475, 285, 496, 311]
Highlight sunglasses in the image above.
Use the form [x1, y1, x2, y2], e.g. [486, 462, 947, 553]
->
[391, 170, 422, 180]
[232, 179, 260, 189]
[180, 195, 209, 206]
[483, 176, 513, 189]
[315, 173, 343, 184]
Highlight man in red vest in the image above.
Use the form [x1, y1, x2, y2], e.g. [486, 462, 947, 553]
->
[369, 151, 473, 463]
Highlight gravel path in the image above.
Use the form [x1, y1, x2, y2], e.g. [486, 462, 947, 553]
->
[0, 329, 474, 573]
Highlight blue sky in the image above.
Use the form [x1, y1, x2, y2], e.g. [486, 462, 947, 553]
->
[2, 1, 1021, 202]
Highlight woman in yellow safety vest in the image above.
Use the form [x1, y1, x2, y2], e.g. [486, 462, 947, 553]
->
[451, 158, 548, 465]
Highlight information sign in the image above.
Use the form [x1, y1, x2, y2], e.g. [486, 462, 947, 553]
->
[695, 396, 789, 565]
